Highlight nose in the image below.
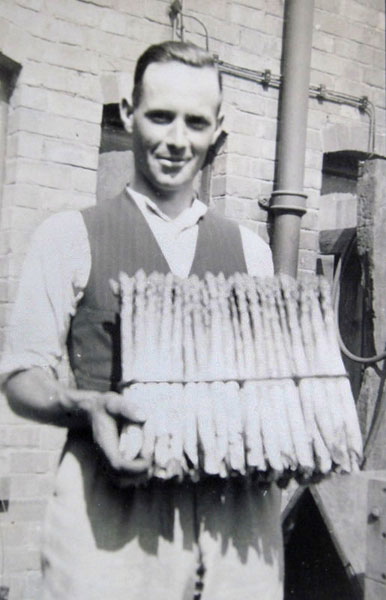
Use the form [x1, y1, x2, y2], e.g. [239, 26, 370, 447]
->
[165, 118, 187, 152]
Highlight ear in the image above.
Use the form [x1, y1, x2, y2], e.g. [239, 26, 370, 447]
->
[211, 111, 224, 146]
[120, 97, 134, 133]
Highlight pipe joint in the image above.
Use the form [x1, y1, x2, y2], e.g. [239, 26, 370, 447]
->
[270, 190, 307, 215]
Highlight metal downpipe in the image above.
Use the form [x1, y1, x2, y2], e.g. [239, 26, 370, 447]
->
[271, 0, 315, 277]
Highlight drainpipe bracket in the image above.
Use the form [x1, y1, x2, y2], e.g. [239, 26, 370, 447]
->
[270, 189, 307, 215]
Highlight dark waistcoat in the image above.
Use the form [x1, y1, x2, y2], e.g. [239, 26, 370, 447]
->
[67, 189, 247, 392]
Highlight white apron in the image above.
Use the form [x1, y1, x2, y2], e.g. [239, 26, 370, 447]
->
[41, 434, 284, 600]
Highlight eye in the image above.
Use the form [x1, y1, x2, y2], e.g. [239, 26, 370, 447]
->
[186, 116, 211, 131]
[146, 110, 174, 124]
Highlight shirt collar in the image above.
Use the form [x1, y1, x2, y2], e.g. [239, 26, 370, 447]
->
[126, 185, 207, 230]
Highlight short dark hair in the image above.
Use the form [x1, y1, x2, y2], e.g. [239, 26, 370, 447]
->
[132, 41, 222, 108]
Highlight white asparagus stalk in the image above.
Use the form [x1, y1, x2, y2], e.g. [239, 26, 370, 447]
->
[229, 288, 246, 380]
[217, 274, 238, 379]
[299, 379, 332, 474]
[270, 382, 297, 470]
[233, 273, 256, 378]
[306, 280, 352, 470]
[224, 381, 245, 474]
[337, 376, 363, 462]
[158, 272, 174, 381]
[170, 278, 184, 382]
[144, 273, 163, 381]
[319, 277, 363, 463]
[132, 270, 148, 381]
[182, 280, 197, 381]
[299, 283, 345, 465]
[153, 383, 171, 476]
[140, 388, 157, 463]
[211, 381, 229, 476]
[182, 382, 199, 470]
[259, 381, 284, 474]
[205, 273, 225, 380]
[119, 383, 147, 461]
[322, 377, 351, 472]
[243, 276, 266, 379]
[165, 383, 185, 480]
[282, 379, 314, 473]
[119, 272, 135, 383]
[190, 276, 209, 380]
[196, 382, 218, 475]
[243, 381, 266, 472]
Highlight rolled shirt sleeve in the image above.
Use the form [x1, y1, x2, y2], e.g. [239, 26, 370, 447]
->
[0, 211, 90, 383]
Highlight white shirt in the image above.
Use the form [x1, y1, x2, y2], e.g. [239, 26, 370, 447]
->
[0, 187, 273, 381]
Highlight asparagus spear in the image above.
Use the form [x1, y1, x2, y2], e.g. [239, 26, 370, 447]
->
[211, 381, 229, 477]
[153, 382, 171, 478]
[132, 270, 148, 381]
[170, 278, 184, 382]
[229, 286, 246, 380]
[223, 381, 246, 474]
[182, 382, 199, 472]
[190, 276, 209, 380]
[319, 278, 363, 464]
[119, 383, 145, 461]
[182, 279, 197, 381]
[233, 273, 256, 378]
[243, 381, 266, 472]
[158, 272, 174, 382]
[196, 382, 218, 475]
[165, 383, 185, 480]
[205, 272, 226, 381]
[119, 272, 135, 384]
[217, 274, 238, 379]
[300, 282, 346, 467]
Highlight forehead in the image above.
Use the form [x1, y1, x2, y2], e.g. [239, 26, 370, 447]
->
[139, 61, 221, 115]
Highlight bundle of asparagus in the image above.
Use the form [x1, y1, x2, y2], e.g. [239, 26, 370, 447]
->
[118, 271, 362, 485]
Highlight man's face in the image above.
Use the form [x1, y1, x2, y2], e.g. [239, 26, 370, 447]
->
[129, 61, 222, 196]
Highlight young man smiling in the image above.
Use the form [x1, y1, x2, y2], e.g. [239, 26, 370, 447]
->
[2, 42, 283, 599]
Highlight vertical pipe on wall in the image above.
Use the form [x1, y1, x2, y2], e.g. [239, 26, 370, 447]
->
[271, 0, 315, 277]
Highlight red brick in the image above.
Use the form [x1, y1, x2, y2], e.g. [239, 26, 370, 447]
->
[231, 4, 265, 30]
[4, 547, 41, 573]
[17, 0, 44, 9]
[100, 10, 128, 35]
[49, 0, 106, 27]
[10, 451, 51, 474]
[5, 426, 40, 448]
[42, 139, 99, 170]
[298, 249, 317, 272]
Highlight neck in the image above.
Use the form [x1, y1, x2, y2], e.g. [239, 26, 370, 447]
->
[131, 174, 194, 219]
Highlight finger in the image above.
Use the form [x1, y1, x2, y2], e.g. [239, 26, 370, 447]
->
[104, 392, 148, 422]
[109, 278, 120, 297]
[92, 409, 123, 471]
[119, 456, 151, 474]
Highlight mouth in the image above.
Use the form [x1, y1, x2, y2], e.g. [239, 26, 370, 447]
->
[156, 157, 189, 168]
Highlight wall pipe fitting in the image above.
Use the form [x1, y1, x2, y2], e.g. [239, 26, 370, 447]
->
[271, 0, 315, 277]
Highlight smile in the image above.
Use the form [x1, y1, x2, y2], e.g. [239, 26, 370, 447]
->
[157, 157, 188, 168]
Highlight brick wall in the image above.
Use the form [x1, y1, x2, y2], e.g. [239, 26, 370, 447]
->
[0, 0, 384, 597]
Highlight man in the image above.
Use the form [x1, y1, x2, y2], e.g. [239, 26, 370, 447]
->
[2, 42, 283, 599]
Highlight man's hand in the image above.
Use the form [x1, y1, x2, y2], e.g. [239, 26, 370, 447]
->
[4, 368, 151, 485]
[85, 391, 150, 486]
